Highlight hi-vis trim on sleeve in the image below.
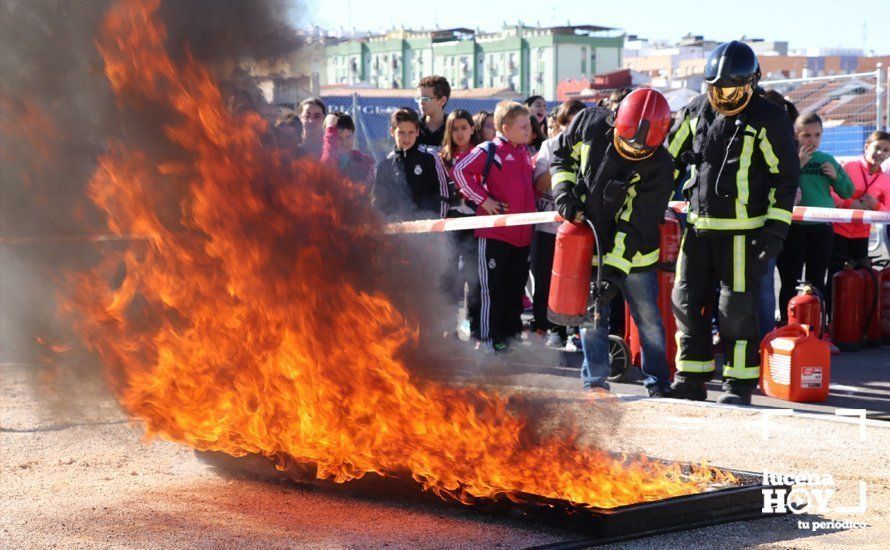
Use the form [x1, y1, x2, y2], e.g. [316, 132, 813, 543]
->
[668, 117, 691, 157]
[766, 207, 793, 224]
[758, 127, 782, 175]
[579, 143, 591, 176]
[618, 174, 641, 222]
[571, 141, 583, 161]
[552, 171, 577, 185]
[765, 188, 792, 224]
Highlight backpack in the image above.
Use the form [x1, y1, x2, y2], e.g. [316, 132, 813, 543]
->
[447, 141, 497, 211]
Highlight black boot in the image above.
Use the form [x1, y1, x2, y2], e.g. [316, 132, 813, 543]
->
[669, 379, 707, 401]
[717, 384, 754, 405]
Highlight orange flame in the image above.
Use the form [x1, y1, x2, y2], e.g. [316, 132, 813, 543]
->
[67, 0, 736, 509]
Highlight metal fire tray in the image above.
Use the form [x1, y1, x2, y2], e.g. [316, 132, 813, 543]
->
[197, 451, 788, 545]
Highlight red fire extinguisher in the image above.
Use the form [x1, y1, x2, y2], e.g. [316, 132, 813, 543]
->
[548, 221, 595, 327]
[878, 260, 890, 345]
[831, 261, 865, 351]
[788, 281, 825, 337]
[855, 259, 881, 348]
[625, 214, 680, 378]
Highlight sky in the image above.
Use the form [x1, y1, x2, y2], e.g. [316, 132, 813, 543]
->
[294, 0, 889, 55]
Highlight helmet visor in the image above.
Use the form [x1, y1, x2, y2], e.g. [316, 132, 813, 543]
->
[613, 131, 655, 161]
[708, 84, 753, 116]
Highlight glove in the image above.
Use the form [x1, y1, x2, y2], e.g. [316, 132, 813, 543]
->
[555, 192, 584, 222]
[751, 227, 785, 263]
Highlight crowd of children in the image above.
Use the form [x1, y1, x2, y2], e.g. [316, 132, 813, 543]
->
[267, 76, 890, 357]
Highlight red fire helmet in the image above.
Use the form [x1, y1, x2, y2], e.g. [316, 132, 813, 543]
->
[612, 88, 672, 161]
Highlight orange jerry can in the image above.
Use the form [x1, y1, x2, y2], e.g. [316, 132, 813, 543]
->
[761, 324, 831, 402]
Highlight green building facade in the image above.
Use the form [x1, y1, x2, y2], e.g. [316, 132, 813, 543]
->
[324, 25, 624, 100]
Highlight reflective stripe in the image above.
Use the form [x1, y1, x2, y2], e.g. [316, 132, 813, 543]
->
[603, 232, 632, 274]
[571, 141, 583, 161]
[736, 127, 755, 205]
[732, 341, 747, 371]
[688, 211, 766, 231]
[604, 255, 632, 273]
[723, 363, 760, 379]
[690, 117, 699, 133]
[619, 176, 640, 221]
[676, 229, 687, 275]
[758, 127, 781, 174]
[735, 126, 756, 221]
[668, 117, 691, 157]
[766, 207, 793, 224]
[733, 235, 746, 292]
[579, 143, 591, 177]
[676, 359, 716, 373]
[631, 248, 660, 268]
[735, 200, 748, 221]
[552, 171, 577, 185]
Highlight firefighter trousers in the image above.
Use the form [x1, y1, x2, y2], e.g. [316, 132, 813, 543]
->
[671, 228, 763, 389]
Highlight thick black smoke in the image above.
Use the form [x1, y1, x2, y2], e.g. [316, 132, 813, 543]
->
[0, 0, 297, 365]
[0, 1, 607, 436]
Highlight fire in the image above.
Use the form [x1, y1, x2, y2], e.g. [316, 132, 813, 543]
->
[67, 0, 736, 510]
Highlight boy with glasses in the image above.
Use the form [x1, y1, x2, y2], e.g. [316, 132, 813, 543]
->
[416, 75, 451, 152]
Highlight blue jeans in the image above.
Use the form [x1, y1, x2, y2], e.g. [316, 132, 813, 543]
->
[757, 257, 777, 339]
[580, 270, 671, 391]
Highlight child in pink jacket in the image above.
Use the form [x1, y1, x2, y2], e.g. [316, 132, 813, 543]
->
[829, 130, 890, 287]
[454, 101, 536, 353]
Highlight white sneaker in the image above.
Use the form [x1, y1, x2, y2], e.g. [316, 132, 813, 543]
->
[457, 320, 471, 342]
[545, 331, 565, 349]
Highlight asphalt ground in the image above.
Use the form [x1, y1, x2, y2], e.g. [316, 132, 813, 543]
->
[2, 348, 887, 549]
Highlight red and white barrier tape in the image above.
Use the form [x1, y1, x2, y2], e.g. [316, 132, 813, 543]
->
[383, 203, 890, 234]
[2, 205, 888, 244]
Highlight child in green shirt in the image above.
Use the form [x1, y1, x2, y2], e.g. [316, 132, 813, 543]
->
[777, 112, 854, 324]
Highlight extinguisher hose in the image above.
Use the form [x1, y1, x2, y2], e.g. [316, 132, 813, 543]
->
[809, 284, 827, 340]
[585, 218, 606, 329]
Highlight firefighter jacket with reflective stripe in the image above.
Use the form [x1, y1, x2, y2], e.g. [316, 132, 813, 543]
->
[667, 93, 800, 237]
[550, 107, 675, 281]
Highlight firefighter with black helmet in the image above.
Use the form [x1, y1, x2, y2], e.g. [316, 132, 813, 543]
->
[667, 41, 800, 405]
[550, 88, 675, 396]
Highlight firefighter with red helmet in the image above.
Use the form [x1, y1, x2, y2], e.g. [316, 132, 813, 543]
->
[550, 88, 675, 396]
[667, 41, 800, 405]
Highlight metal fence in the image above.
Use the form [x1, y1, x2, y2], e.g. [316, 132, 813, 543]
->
[323, 94, 560, 163]
[325, 66, 889, 161]
[760, 66, 889, 157]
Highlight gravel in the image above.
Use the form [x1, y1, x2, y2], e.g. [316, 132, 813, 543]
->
[2, 361, 887, 549]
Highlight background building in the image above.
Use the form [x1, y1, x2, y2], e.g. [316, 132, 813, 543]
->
[323, 24, 624, 99]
